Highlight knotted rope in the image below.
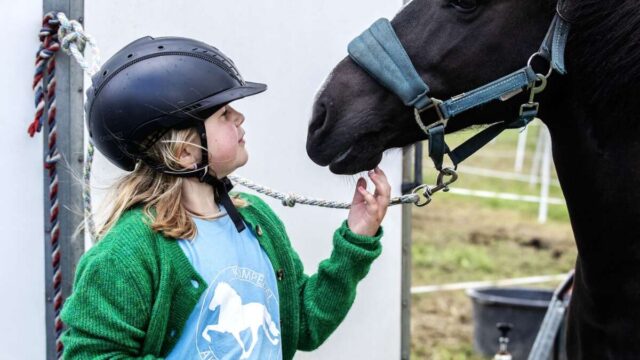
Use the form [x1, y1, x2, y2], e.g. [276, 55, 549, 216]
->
[56, 13, 101, 75]
[28, 12, 64, 359]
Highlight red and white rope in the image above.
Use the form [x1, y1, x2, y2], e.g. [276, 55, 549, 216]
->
[28, 12, 64, 359]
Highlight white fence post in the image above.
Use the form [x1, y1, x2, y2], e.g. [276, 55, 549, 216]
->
[538, 127, 552, 223]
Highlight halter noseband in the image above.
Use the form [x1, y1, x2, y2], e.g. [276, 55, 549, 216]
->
[348, 0, 570, 177]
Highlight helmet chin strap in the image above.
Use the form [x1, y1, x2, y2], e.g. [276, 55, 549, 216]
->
[134, 120, 246, 233]
[193, 121, 246, 232]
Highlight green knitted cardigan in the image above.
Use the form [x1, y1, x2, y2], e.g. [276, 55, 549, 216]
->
[60, 192, 383, 359]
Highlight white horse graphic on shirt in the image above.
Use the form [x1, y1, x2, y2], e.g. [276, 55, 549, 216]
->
[201, 281, 280, 359]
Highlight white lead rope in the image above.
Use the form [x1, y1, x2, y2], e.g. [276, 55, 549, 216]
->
[228, 175, 420, 209]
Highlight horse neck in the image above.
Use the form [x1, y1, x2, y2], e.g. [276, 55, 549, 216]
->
[545, 0, 640, 263]
[545, 101, 640, 276]
[544, 93, 640, 357]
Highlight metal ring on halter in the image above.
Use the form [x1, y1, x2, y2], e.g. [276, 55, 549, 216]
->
[527, 52, 554, 79]
[414, 98, 449, 135]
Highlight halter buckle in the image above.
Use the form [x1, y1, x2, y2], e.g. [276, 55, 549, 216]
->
[414, 98, 449, 135]
[519, 102, 539, 117]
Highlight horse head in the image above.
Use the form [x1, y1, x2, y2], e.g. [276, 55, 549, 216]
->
[209, 282, 236, 311]
[306, 1, 640, 358]
[306, 0, 561, 174]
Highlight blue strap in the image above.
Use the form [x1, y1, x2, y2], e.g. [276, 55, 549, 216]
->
[456, 109, 538, 166]
[551, 18, 570, 74]
[539, 16, 557, 62]
[448, 114, 536, 168]
[348, 18, 433, 110]
[348, 18, 542, 120]
[427, 125, 448, 171]
[538, 14, 570, 75]
[439, 67, 537, 119]
[428, 107, 537, 171]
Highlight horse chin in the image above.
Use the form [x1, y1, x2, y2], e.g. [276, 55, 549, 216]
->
[328, 148, 383, 174]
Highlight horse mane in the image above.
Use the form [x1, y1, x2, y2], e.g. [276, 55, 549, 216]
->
[569, 1, 640, 109]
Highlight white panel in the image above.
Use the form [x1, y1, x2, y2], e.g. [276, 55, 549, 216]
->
[85, 1, 404, 359]
[0, 0, 47, 358]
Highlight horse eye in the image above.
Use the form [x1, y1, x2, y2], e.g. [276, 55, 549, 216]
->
[450, 0, 478, 12]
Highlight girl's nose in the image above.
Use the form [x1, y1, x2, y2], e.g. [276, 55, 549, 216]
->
[235, 112, 245, 126]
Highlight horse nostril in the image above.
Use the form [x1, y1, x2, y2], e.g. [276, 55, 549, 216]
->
[309, 102, 328, 137]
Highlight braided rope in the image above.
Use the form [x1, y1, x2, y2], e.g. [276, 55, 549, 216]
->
[52, 12, 100, 241]
[83, 140, 96, 241]
[228, 175, 420, 209]
[28, 12, 64, 358]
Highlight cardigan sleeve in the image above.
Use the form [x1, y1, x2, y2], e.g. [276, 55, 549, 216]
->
[234, 191, 384, 351]
[60, 248, 160, 360]
[293, 219, 383, 351]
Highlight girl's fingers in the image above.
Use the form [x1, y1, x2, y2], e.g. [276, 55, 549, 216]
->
[369, 169, 391, 199]
[373, 166, 389, 185]
[370, 174, 390, 198]
[352, 177, 366, 202]
[374, 166, 387, 179]
[357, 187, 379, 213]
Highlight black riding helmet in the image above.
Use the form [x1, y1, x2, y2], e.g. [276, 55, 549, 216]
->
[86, 36, 267, 232]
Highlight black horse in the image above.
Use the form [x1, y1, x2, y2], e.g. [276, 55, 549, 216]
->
[306, 0, 640, 358]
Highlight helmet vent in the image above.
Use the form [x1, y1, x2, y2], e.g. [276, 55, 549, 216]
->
[182, 103, 203, 112]
[127, 54, 133, 58]
[158, 45, 164, 50]
[136, 127, 172, 155]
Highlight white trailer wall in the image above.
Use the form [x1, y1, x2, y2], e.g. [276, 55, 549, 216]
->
[1, 0, 405, 358]
[1, 1, 48, 359]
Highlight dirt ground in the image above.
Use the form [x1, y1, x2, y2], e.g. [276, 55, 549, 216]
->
[410, 194, 576, 359]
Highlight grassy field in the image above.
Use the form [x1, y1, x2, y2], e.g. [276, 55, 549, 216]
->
[410, 122, 577, 359]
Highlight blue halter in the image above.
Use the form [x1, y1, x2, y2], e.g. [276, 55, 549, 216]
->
[348, 2, 570, 173]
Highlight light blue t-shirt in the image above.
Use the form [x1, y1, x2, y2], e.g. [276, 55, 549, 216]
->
[166, 205, 282, 360]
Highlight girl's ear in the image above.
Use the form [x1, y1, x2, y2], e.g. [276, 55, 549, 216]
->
[178, 146, 198, 170]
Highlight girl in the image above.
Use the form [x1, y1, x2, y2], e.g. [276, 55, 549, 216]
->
[60, 36, 390, 359]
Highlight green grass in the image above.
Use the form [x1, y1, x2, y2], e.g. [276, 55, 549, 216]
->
[412, 218, 575, 285]
[413, 343, 484, 360]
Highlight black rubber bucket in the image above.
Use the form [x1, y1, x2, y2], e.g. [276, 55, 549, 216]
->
[467, 287, 566, 359]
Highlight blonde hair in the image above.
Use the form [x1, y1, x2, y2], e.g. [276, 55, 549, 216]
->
[95, 126, 247, 241]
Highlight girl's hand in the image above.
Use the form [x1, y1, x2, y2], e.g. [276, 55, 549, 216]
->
[347, 166, 391, 236]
